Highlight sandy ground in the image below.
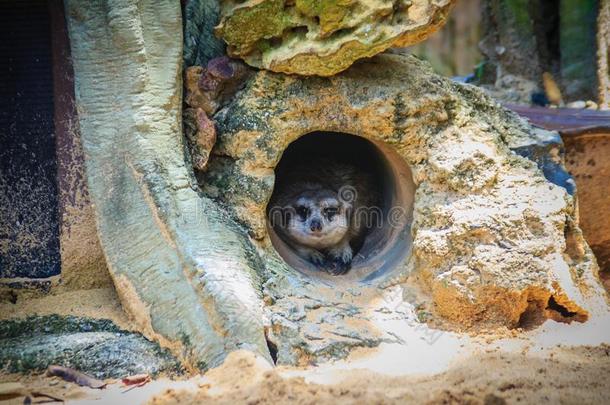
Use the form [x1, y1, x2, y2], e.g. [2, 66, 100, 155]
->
[0, 288, 131, 330]
[2, 345, 609, 404]
[1, 287, 610, 404]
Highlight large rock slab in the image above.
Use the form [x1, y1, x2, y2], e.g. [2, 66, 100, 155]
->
[204, 55, 607, 362]
[215, 0, 455, 76]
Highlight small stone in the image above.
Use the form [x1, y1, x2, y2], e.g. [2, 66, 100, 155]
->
[184, 108, 216, 171]
[185, 59, 252, 115]
[198, 73, 220, 93]
[566, 100, 586, 109]
[585, 100, 598, 110]
[207, 56, 234, 79]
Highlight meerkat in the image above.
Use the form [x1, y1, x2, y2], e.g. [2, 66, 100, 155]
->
[269, 158, 378, 275]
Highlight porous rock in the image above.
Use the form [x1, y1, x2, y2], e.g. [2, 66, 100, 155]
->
[215, 0, 455, 76]
[184, 108, 217, 171]
[185, 56, 252, 115]
[207, 54, 607, 352]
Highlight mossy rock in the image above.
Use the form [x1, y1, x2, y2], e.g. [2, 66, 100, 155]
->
[215, 0, 455, 76]
[0, 315, 183, 378]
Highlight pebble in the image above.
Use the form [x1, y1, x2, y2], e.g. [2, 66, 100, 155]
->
[566, 100, 586, 109]
[585, 100, 598, 110]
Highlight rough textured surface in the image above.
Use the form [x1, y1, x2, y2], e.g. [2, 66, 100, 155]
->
[0, 0, 60, 279]
[215, 0, 455, 76]
[50, 0, 111, 290]
[146, 349, 610, 405]
[205, 55, 606, 364]
[184, 107, 217, 171]
[55, 116, 111, 291]
[65, 0, 270, 370]
[183, 0, 225, 67]
[563, 133, 610, 286]
[509, 127, 575, 195]
[0, 315, 182, 378]
[185, 57, 252, 116]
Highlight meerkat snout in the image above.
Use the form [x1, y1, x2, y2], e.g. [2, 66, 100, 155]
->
[309, 218, 322, 232]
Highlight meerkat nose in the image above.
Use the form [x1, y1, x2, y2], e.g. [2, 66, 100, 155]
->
[310, 219, 322, 232]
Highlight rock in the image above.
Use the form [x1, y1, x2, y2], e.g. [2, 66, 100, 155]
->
[64, 0, 609, 371]
[214, 0, 455, 76]
[183, 0, 225, 67]
[585, 100, 598, 110]
[185, 57, 252, 115]
[566, 100, 586, 109]
[477, 73, 539, 106]
[0, 315, 182, 378]
[509, 127, 576, 196]
[184, 56, 252, 172]
[206, 54, 606, 354]
[184, 108, 217, 171]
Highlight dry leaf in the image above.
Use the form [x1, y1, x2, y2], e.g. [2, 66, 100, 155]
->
[121, 374, 151, 386]
[46, 365, 106, 389]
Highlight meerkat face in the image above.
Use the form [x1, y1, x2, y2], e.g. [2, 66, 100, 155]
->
[285, 190, 350, 250]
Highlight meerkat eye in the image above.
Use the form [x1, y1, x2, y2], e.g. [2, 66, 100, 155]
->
[295, 206, 309, 220]
[324, 207, 338, 220]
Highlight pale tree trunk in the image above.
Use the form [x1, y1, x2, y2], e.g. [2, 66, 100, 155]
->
[65, 0, 270, 371]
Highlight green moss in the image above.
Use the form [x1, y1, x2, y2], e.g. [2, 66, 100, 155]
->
[0, 315, 120, 339]
[295, 0, 352, 35]
[217, 0, 293, 53]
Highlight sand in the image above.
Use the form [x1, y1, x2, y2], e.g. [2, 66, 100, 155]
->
[2, 345, 608, 404]
[1, 288, 610, 404]
[147, 347, 610, 405]
[0, 287, 131, 331]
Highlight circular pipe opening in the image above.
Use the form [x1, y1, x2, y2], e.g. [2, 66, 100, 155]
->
[266, 132, 415, 282]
